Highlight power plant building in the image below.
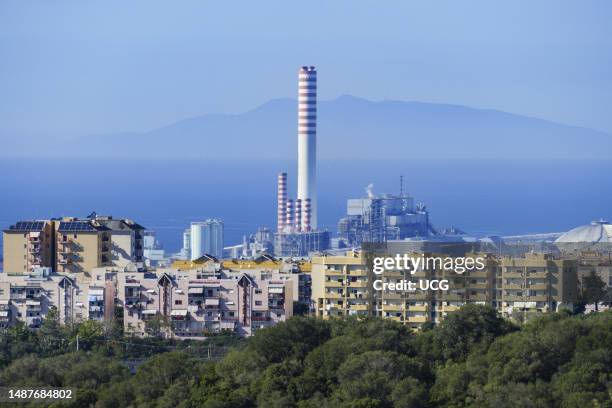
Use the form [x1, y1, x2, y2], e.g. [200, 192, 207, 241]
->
[274, 66, 329, 257]
[337, 187, 432, 247]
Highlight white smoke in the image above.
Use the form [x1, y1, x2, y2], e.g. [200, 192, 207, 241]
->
[365, 183, 375, 198]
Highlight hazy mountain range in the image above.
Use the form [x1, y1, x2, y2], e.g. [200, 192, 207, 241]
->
[2, 95, 611, 159]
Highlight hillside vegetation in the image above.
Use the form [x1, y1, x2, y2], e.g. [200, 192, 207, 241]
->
[0, 306, 610, 407]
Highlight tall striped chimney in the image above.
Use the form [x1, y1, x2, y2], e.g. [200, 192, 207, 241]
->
[297, 66, 317, 231]
[277, 172, 287, 232]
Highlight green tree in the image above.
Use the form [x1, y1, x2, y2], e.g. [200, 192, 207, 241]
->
[580, 270, 608, 311]
[144, 315, 170, 337]
[421, 304, 516, 363]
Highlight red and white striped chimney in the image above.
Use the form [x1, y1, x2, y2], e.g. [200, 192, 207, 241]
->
[294, 199, 302, 232]
[277, 172, 287, 232]
[302, 198, 312, 232]
[285, 199, 294, 233]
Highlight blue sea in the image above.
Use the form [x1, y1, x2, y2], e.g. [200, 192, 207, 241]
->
[1, 158, 610, 253]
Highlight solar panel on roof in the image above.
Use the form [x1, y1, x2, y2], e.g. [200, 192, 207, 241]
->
[58, 221, 98, 232]
[9, 221, 44, 231]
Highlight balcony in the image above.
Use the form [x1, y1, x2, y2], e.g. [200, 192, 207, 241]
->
[57, 246, 72, 254]
[9, 291, 27, 300]
[29, 257, 43, 265]
[441, 294, 466, 301]
[383, 271, 406, 277]
[468, 271, 489, 278]
[170, 310, 189, 320]
[381, 292, 402, 299]
[503, 295, 526, 302]
[525, 274, 547, 282]
[268, 302, 285, 310]
[26, 291, 42, 299]
[251, 315, 270, 322]
[406, 315, 428, 323]
[526, 295, 549, 302]
[325, 280, 344, 288]
[382, 303, 403, 311]
[325, 292, 343, 299]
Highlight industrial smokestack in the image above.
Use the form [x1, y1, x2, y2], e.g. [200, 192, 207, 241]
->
[294, 199, 302, 232]
[302, 198, 312, 232]
[297, 66, 317, 231]
[277, 172, 287, 232]
[285, 199, 294, 233]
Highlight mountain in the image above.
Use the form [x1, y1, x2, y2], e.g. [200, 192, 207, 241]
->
[5, 95, 612, 159]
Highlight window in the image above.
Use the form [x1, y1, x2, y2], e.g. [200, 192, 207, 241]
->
[255, 289, 262, 294]
[255, 301, 262, 306]
[174, 300, 182, 305]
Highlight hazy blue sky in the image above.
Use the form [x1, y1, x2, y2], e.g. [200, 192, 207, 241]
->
[1, 0, 611, 136]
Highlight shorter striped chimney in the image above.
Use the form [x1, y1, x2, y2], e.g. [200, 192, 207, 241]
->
[302, 198, 312, 231]
[277, 172, 287, 232]
[294, 199, 302, 232]
[285, 199, 294, 233]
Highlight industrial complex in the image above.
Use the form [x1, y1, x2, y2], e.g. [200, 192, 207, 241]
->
[0, 66, 611, 338]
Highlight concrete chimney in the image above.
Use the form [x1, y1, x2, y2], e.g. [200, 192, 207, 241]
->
[297, 66, 317, 231]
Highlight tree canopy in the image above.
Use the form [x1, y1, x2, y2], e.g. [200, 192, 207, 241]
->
[0, 306, 610, 407]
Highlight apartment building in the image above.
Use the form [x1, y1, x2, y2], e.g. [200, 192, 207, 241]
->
[55, 218, 113, 274]
[174, 254, 313, 308]
[116, 267, 294, 338]
[2, 221, 56, 273]
[0, 267, 113, 329]
[496, 252, 578, 319]
[92, 215, 145, 267]
[311, 251, 579, 328]
[3, 216, 146, 275]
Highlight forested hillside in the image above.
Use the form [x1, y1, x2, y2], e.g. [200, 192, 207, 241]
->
[0, 306, 610, 407]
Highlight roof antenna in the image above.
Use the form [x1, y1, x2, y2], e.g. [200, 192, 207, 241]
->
[399, 175, 404, 197]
